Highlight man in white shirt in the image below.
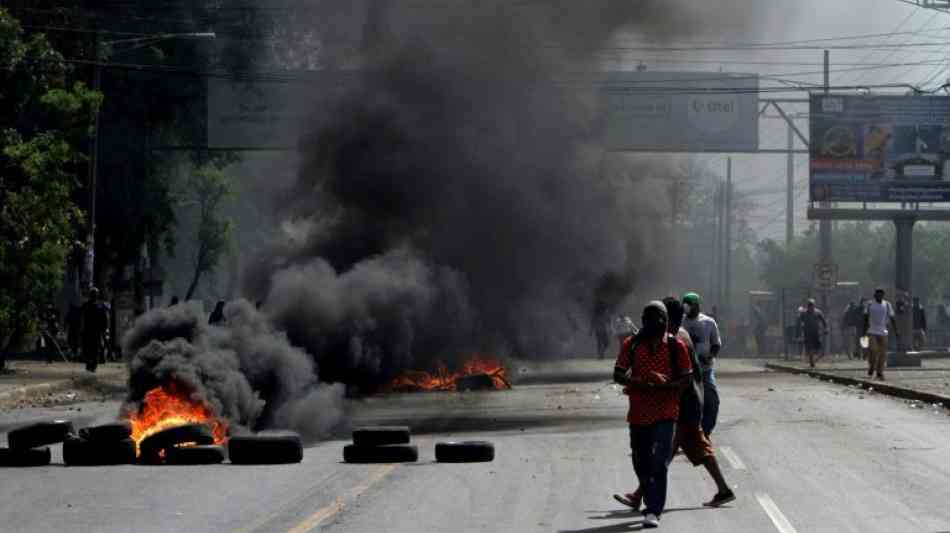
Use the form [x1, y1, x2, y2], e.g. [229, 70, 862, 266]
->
[682, 292, 722, 436]
[864, 288, 898, 380]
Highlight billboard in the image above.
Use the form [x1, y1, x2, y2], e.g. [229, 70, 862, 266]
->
[597, 72, 759, 152]
[810, 94, 950, 202]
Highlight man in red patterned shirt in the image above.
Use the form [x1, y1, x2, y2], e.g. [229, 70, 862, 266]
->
[612, 301, 693, 528]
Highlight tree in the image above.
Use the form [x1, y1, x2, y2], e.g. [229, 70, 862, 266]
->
[0, 8, 101, 365]
[180, 165, 234, 301]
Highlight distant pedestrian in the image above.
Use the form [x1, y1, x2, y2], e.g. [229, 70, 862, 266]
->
[798, 299, 827, 368]
[682, 292, 722, 437]
[912, 297, 927, 351]
[845, 299, 866, 359]
[612, 301, 693, 528]
[864, 289, 898, 380]
[80, 288, 108, 373]
[590, 301, 610, 359]
[209, 301, 226, 326]
[752, 303, 767, 356]
[38, 303, 61, 364]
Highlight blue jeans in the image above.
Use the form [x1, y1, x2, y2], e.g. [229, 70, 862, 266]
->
[629, 420, 675, 516]
[702, 368, 720, 436]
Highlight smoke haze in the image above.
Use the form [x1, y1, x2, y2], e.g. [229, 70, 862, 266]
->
[125, 0, 778, 432]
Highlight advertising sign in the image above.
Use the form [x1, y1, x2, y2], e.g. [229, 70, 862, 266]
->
[810, 94, 950, 202]
[598, 72, 759, 152]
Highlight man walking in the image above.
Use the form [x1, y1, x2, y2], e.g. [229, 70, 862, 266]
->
[80, 287, 108, 373]
[864, 289, 898, 380]
[590, 301, 610, 359]
[682, 292, 722, 436]
[912, 297, 927, 351]
[752, 303, 767, 356]
[798, 299, 828, 368]
[612, 302, 693, 528]
[615, 298, 736, 514]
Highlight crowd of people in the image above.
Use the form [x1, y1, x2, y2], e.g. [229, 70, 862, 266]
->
[610, 292, 734, 529]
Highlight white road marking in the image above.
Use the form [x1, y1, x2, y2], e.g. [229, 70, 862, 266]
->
[719, 446, 746, 470]
[756, 493, 798, 533]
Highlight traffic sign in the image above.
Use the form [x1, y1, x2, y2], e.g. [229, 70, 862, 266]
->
[813, 263, 838, 290]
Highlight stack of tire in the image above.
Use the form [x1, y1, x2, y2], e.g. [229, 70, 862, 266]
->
[343, 426, 418, 463]
[342, 426, 495, 463]
[65, 421, 136, 466]
[0, 420, 73, 467]
[228, 431, 304, 465]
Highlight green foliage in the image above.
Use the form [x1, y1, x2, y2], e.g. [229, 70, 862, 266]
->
[756, 221, 950, 301]
[0, 9, 100, 354]
[180, 165, 234, 300]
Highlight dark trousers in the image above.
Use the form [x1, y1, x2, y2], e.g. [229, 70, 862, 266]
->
[702, 368, 720, 436]
[629, 420, 675, 517]
[82, 337, 100, 372]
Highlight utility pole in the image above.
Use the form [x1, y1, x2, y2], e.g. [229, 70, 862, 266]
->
[714, 180, 724, 305]
[786, 123, 795, 247]
[724, 157, 733, 321]
[819, 50, 832, 318]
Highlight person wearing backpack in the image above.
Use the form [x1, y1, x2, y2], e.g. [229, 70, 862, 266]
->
[611, 301, 693, 529]
[614, 298, 736, 514]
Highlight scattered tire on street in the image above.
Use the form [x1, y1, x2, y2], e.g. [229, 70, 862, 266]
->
[138, 423, 214, 465]
[435, 441, 495, 463]
[165, 445, 226, 465]
[63, 437, 136, 466]
[352, 426, 411, 447]
[79, 421, 132, 443]
[228, 432, 303, 465]
[0, 447, 51, 467]
[7, 420, 74, 450]
[343, 444, 418, 464]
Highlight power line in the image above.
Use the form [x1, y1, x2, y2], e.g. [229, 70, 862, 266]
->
[589, 40, 950, 52]
[611, 25, 950, 48]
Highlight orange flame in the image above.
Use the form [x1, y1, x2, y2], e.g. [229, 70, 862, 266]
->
[386, 356, 512, 392]
[127, 383, 228, 454]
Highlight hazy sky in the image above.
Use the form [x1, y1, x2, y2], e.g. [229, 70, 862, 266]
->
[608, 0, 942, 242]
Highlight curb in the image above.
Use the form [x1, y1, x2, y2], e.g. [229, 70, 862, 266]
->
[0, 379, 75, 403]
[766, 363, 950, 408]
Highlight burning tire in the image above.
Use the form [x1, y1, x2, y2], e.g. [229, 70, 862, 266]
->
[78, 422, 132, 443]
[139, 423, 214, 465]
[7, 420, 74, 450]
[435, 441, 494, 463]
[165, 445, 226, 465]
[0, 447, 51, 467]
[228, 432, 303, 465]
[456, 374, 496, 391]
[352, 426, 411, 447]
[343, 444, 418, 464]
[63, 437, 136, 466]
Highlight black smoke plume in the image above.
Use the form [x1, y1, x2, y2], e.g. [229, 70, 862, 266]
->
[120, 301, 344, 440]
[242, 1, 721, 386]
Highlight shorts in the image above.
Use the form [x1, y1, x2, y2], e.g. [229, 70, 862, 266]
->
[673, 421, 715, 466]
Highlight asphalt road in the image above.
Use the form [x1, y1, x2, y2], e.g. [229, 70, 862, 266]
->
[2, 360, 950, 533]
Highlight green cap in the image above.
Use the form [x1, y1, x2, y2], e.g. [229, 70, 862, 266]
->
[682, 292, 702, 306]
